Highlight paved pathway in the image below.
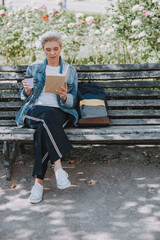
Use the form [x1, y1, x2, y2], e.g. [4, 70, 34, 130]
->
[2, 0, 112, 13]
[1, 145, 160, 240]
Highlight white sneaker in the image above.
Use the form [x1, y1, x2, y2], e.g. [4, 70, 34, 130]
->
[55, 168, 71, 189]
[28, 182, 43, 204]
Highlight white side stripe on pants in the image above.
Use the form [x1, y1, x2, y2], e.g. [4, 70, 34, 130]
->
[25, 115, 63, 159]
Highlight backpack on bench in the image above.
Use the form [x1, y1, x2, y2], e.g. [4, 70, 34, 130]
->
[77, 82, 110, 127]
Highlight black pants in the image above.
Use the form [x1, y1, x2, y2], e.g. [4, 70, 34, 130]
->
[25, 106, 72, 180]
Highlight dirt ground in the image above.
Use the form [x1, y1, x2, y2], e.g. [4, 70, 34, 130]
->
[1, 144, 160, 240]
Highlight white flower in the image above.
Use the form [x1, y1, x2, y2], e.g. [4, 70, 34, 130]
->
[127, 45, 132, 50]
[61, 34, 67, 40]
[131, 49, 136, 54]
[132, 4, 144, 12]
[8, 12, 13, 16]
[138, 31, 146, 38]
[99, 44, 106, 49]
[77, 45, 94, 60]
[88, 29, 94, 36]
[6, 22, 12, 26]
[0, 10, 5, 15]
[100, 26, 106, 33]
[152, 0, 159, 2]
[74, 36, 79, 42]
[76, 12, 84, 19]
[95, 30, 101, 35]
[113, 24, 118, 29]
[106, 43, 111, 48]
[157, 38, 160, 43]
[23, 27, 29, 32]
[132, 20, 141, 26]
[105, 28, 114, 35]
[67, 23, 75, 28]
[146, 10, 155, 16]
[119, 16, 125, 20]
[85, 16, 94, 23]
[35, 40, 41, 49]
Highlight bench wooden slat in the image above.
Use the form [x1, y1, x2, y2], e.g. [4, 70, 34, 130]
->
[0, 118, 159, 127]
[111, 118, 160, 125]
[0, 126, 160, 144]
[1, 90, 160, 99]
[1, 108, 160, 118]
[109, 109, 160, 117]
[75, 63, 160, 72]
[97, 80, 160, 88]
[76, 63, 160, 72]
[0, 73, 24, 81]
[0, 65, 27, 72]
[0, 120, 16, 126]
[0, 134, 33, 141]
[0, 111, 17, 117]
[66, 126, 160, 144]
[1, 80, 160, 90]
[108, 99, 160, 107]
[1, 132, 159, 144]
[1, 70, 160, 81]
[0, 101, 23, 108]
[106, 90, 160, 98]
[78, 71, 160, 80]
[0, 125, 160, 134]
[1, 99, 160, 109]
[0, 92, 20, 99]
[67, 133, 160, 144]
[0, 83, 21, 90]
[1, 63, 160, 73]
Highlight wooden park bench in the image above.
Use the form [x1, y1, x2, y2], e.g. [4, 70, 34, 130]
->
[0, 63, 160, 180]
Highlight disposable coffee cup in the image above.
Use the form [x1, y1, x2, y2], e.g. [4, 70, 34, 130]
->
[24, 75, 34, 88]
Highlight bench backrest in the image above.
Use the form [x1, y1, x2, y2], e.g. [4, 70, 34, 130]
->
[0, 63, 160, 127]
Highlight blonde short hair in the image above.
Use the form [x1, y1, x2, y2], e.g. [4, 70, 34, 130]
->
[40, 31, 62, 48]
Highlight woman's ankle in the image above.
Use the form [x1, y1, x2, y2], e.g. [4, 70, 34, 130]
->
[54, 159, 62, 173]
[35, 178, 44, 186]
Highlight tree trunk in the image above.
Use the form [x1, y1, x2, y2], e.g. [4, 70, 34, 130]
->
[2, 0, 5, 6]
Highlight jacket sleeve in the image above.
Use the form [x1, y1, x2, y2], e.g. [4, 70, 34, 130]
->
[60, 66, 78, 109]
[20, 66, 33, 102]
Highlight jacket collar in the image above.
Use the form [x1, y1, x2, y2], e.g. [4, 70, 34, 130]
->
[38, 56, 63, 74]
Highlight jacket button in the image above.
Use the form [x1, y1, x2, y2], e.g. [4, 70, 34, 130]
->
[38, 86, 41, 88]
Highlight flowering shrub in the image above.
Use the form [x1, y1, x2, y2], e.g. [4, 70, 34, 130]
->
[104, 0, 160, 63]
[0, 0, 159, 65]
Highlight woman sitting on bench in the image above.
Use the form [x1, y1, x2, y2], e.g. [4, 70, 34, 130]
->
[16, 31, 78, 204]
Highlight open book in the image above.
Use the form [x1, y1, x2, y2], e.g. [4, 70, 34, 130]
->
[45, 65, 69, 94]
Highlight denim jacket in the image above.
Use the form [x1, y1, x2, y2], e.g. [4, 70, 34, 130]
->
[16, 57, 79, 127]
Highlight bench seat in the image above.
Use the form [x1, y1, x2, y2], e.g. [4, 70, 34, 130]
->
[1, 125, 160, 144]
[0, 63, 160, 180]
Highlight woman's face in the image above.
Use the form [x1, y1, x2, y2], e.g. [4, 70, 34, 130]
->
[43, 40, 62, 66]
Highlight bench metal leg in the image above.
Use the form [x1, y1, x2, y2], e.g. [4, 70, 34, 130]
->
[19, 143, 26, 154]
[2, 141, 18, 181]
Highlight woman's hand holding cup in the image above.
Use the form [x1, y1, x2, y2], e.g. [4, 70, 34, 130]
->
[23, 75, 34, 96]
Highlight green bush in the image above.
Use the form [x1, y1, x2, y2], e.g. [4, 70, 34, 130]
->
[0, 0, 159, 65]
